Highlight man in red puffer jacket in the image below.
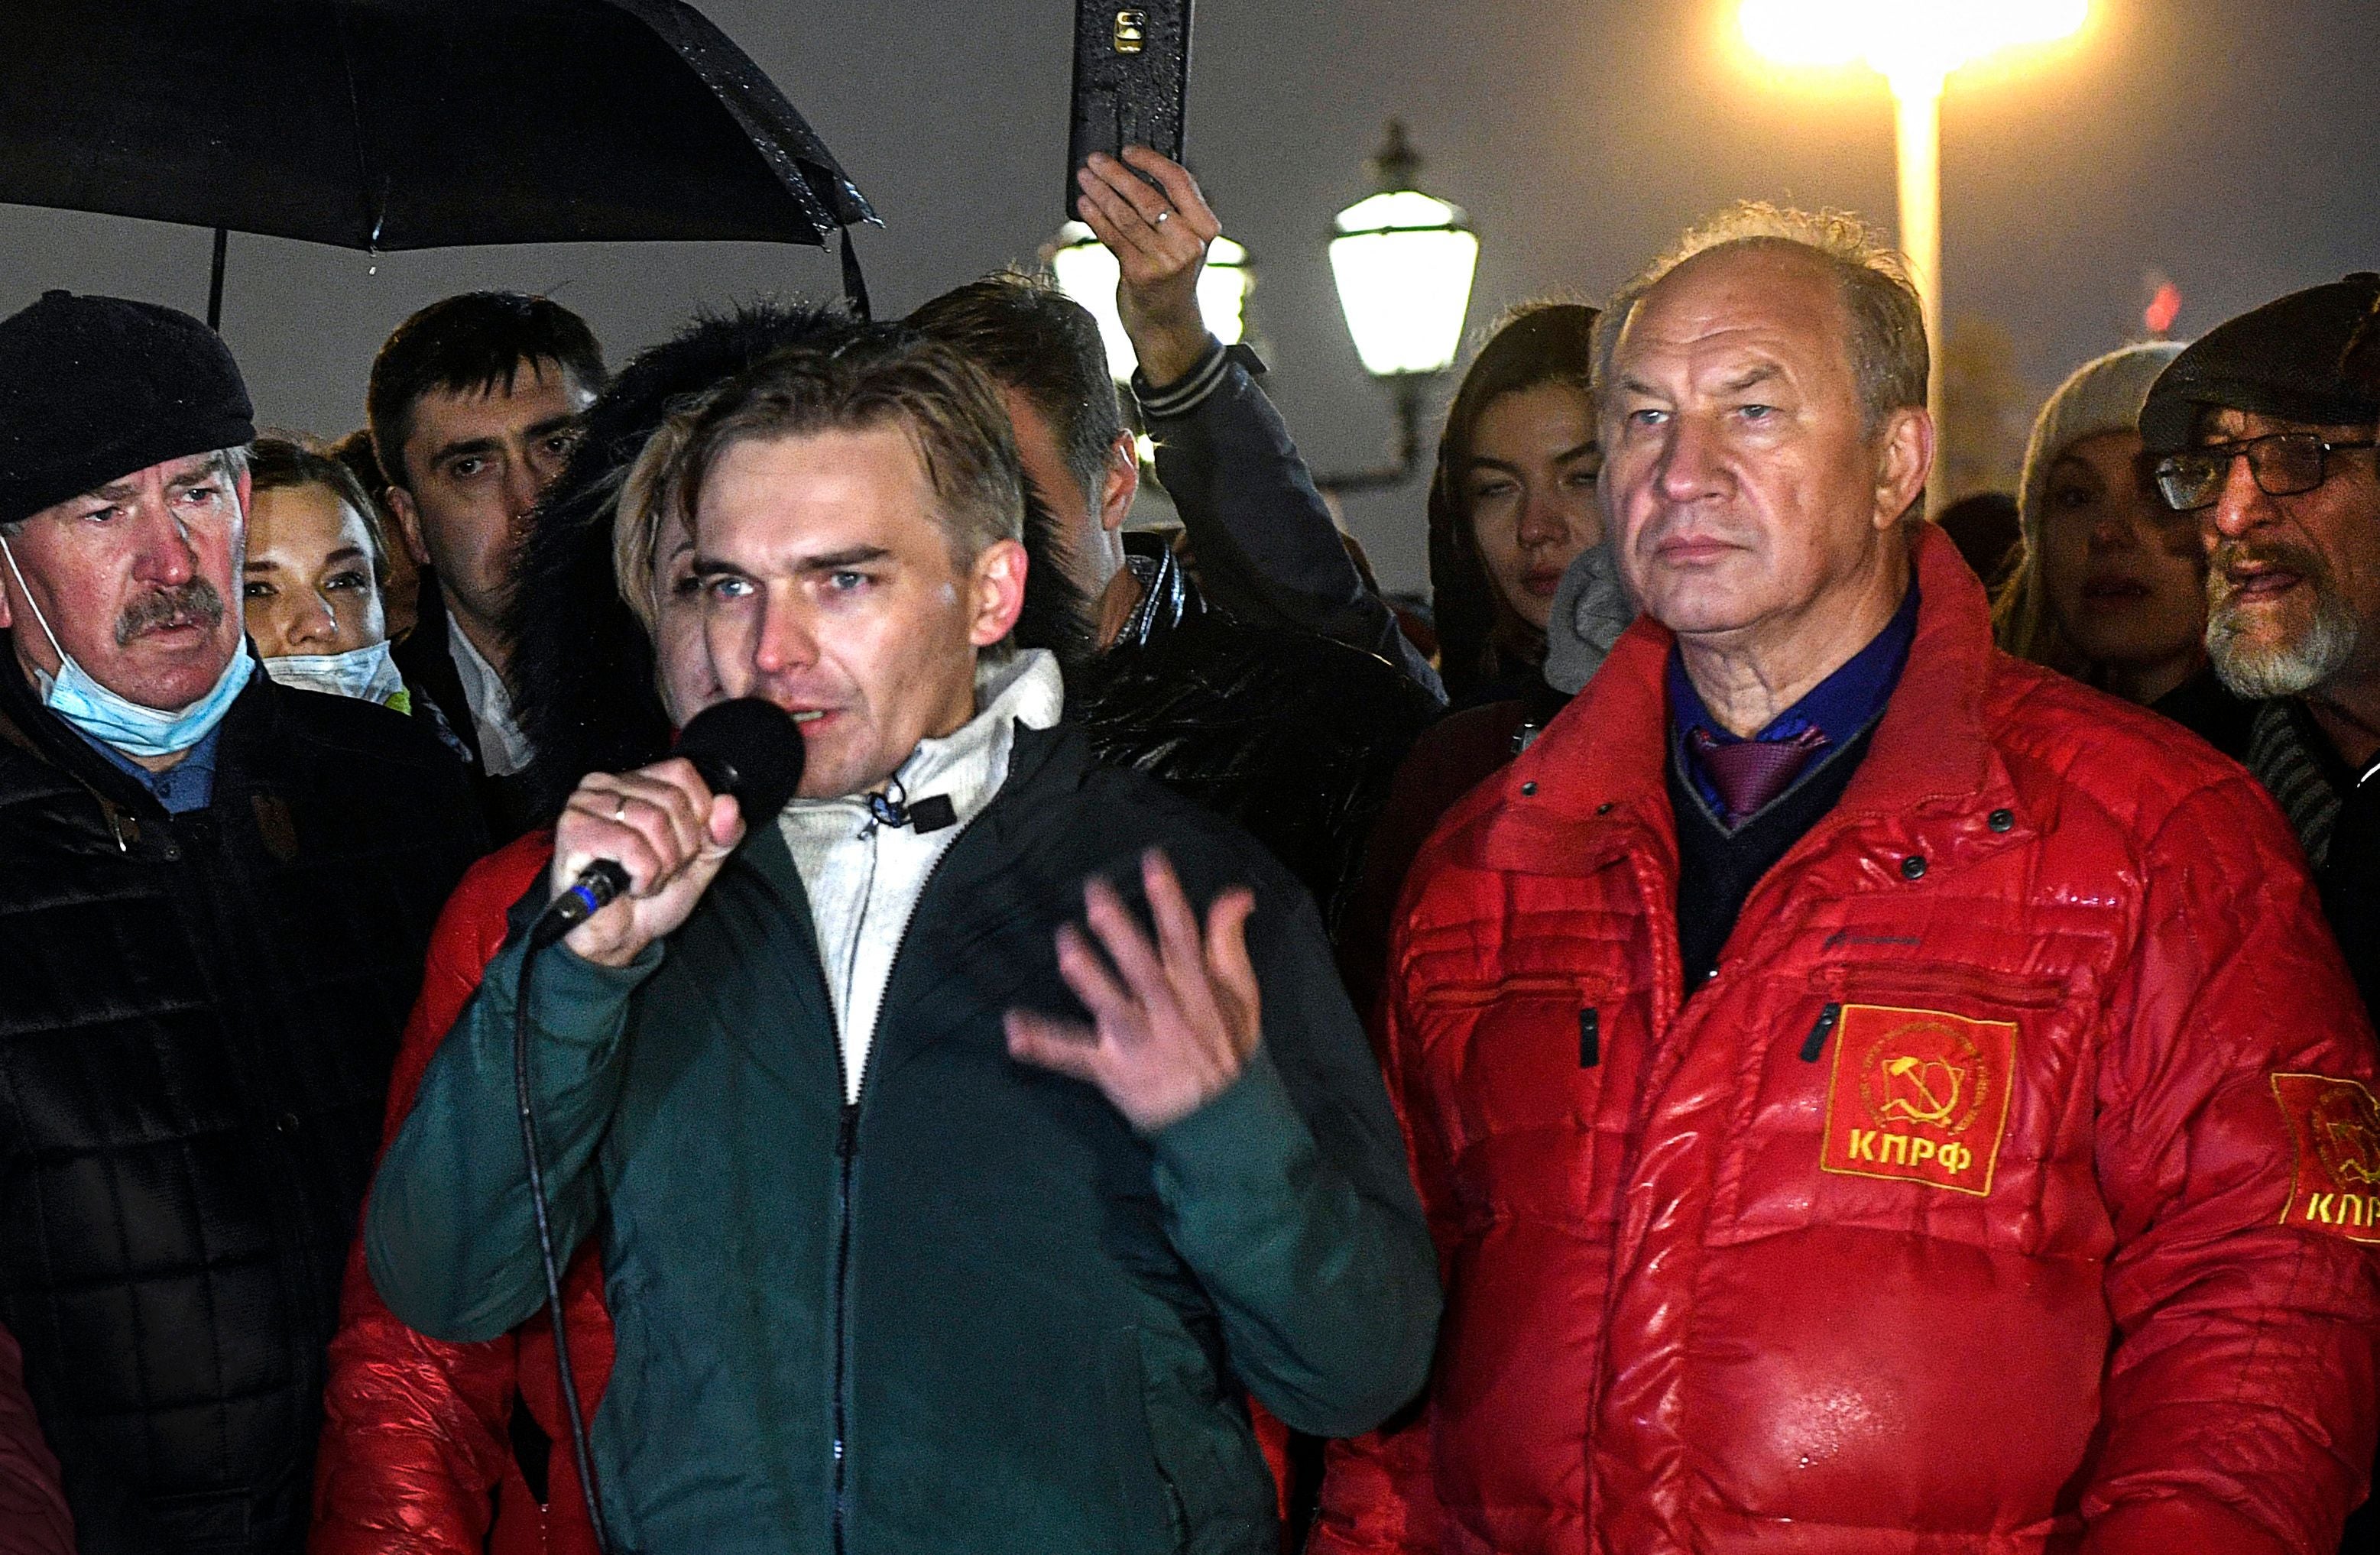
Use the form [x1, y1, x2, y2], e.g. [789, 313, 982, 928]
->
[1313, 203, 2380, 1555]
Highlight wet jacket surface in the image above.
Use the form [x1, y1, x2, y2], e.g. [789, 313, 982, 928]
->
[1312, 529, 2380, 1555]
[1077, 536, 1441, 938]
[0, 645, 482, 1553]
[364, 721, 1438, 1554]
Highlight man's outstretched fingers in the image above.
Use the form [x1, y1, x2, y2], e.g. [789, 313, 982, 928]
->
[1202, 887, 1263, 1050]
[1004, 1009, 1105, 1084]
[1053, 920, 1138, 1031]
[1081, 876, 1175, 1014]
[1140, 849, 1214, 1006]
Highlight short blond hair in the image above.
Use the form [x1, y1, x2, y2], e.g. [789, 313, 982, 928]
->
[614, 330, 1029, 637]
[1593, 201, 1927, 436]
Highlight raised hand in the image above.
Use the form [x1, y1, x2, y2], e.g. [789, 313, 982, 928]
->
[549, 756, 744, 967]
[1005, 848, 1261, 1133]
[1074, 145, 1226, 387]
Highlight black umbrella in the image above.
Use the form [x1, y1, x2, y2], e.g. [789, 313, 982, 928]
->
[0, 0, 879, 323]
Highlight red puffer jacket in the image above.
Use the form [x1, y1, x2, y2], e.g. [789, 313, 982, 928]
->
[311, 831, 614, 1555]
[1313, 527, 2380, 1555]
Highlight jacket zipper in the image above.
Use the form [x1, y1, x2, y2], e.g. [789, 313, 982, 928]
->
[829, 815, 877, 1555]
[831, 1091, 858, 1555]
[825, 805, 986, 1555]
[1798, 1002, 1842, 1062]
[1807, 962, 2065, 1009]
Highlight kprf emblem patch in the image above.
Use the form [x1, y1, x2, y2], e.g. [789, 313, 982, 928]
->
[2271, 1073, 2380, 1243]
[1818, 1004, 2016, 1196]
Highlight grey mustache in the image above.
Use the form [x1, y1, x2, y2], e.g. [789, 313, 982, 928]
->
[115, 580, 225, 646]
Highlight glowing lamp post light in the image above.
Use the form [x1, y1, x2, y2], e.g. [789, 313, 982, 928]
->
[1321, 121, 1481, 491]
[1740, 0, 2087, 511]
[1050, 221, 1252, 383]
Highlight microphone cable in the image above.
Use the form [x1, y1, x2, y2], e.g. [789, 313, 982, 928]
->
[516, 938, 616, 1555]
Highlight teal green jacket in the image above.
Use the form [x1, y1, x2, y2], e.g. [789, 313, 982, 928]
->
[365, 724, 1438, 1554]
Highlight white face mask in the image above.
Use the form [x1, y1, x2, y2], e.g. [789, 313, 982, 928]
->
[260, 639, 404, 706]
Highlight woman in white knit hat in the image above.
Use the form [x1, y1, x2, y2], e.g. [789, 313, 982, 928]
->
[1991, 340, 2255, 757]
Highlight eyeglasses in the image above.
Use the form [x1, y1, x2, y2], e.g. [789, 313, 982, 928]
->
[2154, 432, 2378, 513]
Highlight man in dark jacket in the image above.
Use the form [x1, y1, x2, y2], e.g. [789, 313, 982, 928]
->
[0, 291, 484, 1551]
[2141, 275, 2380, 1021]
[368, 291, 606, 837]
[908, 263, 1439, 934]
[365, 326, 1438, 1553]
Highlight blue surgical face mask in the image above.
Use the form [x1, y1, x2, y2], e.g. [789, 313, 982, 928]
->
[261, 640, 403, 706]
[2, 535, 253, 758]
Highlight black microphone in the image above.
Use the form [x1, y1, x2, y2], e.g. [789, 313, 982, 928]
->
[531, 697, 807, 948]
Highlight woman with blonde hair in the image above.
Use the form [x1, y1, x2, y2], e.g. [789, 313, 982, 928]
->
[1993, 341, 2253, 757]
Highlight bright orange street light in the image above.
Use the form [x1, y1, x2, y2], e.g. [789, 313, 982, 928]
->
[1740, 0, 2088, 511]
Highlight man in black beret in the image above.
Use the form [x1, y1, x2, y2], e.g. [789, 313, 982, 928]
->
[0, 290, 485, 1553]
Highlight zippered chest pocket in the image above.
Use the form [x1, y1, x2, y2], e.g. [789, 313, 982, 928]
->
[1408, 973, 1634, 1230]
[1704, 961, 2107, 1259]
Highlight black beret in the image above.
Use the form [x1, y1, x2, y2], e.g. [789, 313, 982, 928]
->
[0, 291, 258, 526]
[2140, 273, 2380, 453]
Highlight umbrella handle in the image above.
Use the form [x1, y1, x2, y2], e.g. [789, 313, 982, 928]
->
[206, 228, 228, 332]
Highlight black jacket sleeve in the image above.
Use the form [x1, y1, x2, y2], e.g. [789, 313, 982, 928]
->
[1136, 342, 1445, 701]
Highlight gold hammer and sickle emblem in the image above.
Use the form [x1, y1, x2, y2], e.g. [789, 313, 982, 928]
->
[2323, 1116, 2380, 1185]
[1879, 1054, 1962, 1127]
[2312, 1085, 2380, 1186]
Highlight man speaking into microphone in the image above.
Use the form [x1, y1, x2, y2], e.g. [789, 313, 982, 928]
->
[364, 328, 1438, 1555]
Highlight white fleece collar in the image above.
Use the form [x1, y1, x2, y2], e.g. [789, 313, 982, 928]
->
[777, 648, 1064, 1102]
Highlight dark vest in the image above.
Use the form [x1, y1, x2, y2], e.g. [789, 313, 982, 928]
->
[0, 643, 482, 1553]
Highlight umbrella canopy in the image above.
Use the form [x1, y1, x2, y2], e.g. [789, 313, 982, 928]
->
[0, 0, 877, 312]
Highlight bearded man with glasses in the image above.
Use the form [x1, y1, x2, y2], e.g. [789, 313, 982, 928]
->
[2147, 289, 2380, 1552]
[2144, 276, 2380, 1036]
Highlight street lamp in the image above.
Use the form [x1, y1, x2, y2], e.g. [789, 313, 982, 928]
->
[1049, 221, 1253, 383]
[1740, 0, 2088, 512]
[1319, 121, 1481, 491]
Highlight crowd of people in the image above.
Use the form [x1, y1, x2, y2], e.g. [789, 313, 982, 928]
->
[0, 141, 2375, 1555]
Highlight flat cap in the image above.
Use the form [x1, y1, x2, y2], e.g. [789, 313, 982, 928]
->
[0, 290, 256, 526]
[2140, 274, 2380, 454]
